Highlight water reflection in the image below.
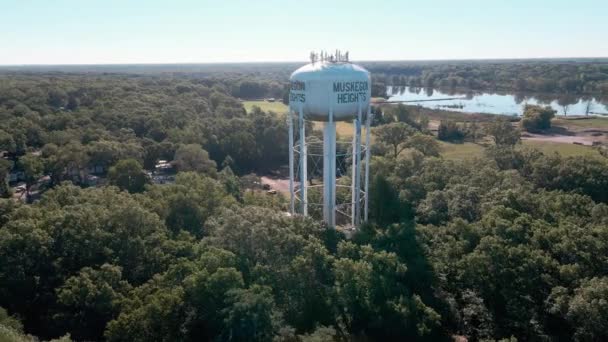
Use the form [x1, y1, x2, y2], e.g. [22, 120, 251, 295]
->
[386, 86, 608, 116]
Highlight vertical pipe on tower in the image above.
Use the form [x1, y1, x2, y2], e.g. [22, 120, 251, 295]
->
[323, 121, 329, 222]
[364, 109, 372, 222]
[330, 116, 336, 227]
[299, 105, 308, 216]
[351, 117, 357, 227]
[354, 103, 362, 227]
[323, 117, 336, 227]
[288, 110, 295, 215]
[351, 103, 362, 227]
[323, 82, 336, 228]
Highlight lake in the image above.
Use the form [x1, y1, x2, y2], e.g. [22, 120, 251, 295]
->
[386, 86, 608, 116]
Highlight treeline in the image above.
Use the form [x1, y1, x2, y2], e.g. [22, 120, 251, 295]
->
[215, 77, 285, 99]
[6, 58, 608, 98]
[1, 66, 287, 102]
[365, 59, 608, 94]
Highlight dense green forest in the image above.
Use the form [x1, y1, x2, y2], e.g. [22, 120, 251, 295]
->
[1, 68, 608, 341]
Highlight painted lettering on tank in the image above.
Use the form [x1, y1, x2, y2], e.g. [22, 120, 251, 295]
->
[333, 81, 368, 104]
[290, 81, 306, 103]
[290, 81, 306, 91]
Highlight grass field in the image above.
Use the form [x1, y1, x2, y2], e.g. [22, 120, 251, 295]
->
[439, 142, 486, 160]
[243, 100, 288, 114]
[523, 140, 602, 157]
[439, 140, 602, 160]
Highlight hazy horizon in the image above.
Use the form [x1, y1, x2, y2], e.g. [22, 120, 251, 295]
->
[2, 56, 608, 67]
[2, 0, 607, 65]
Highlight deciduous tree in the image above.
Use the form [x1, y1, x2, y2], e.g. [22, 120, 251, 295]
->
[108, 159, 150, 193]
[374, 122, 415, 158]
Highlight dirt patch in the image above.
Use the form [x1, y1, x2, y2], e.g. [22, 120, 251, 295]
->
[522, 132, 606, 146]
[260, 176, 293, 195]
[428, 120, 440, 131]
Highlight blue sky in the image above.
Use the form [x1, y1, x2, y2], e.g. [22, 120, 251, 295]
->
[1, 0, 606, 64]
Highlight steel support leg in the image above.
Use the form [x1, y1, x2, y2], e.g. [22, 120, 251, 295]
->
[288, 111, 295, 215]
[364, 109, 372, 222]
[323, 118, 336, 227]
[299, 106, 307, 216]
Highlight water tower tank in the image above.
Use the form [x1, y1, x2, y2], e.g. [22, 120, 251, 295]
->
[289, 61, 371, 121]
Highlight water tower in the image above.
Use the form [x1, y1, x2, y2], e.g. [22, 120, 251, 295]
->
[288, 51, 371, 228]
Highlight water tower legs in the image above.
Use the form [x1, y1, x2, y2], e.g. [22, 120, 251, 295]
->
[288, 106, 370, 229]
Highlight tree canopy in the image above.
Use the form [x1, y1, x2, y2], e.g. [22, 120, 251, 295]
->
[0, 69, 607, 342]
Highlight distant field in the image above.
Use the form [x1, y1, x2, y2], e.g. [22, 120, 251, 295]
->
[243, 100, 605, 159]
[439, 142, 486, 160]
[553, 117, 608, 130]
[440, 140, 602, 160]
[395, 105, 509, 122]
[523, 140, 602, 157]
[243, 100, 288, 114]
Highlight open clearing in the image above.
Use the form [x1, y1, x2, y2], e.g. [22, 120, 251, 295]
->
[243, 100, 288, 114]
[523, 140, 603, 157]
[553, 116, 608, 130]
[260, 176, 292, 195]
[436, 115, 608, 159]
[244, 101, 606, 160]
[521, 116, 608, 146]
[522, 133, 606, 146]
[440, 140, 602, 160]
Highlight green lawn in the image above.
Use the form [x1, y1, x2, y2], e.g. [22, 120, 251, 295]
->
[439, 142, 485, 160]
[439, 140, 602, 160]
[243, 100, 289, 115]
[522, 140, 602, 157]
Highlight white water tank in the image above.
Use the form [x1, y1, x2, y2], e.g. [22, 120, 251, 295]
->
[289, 61, 371, 121]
